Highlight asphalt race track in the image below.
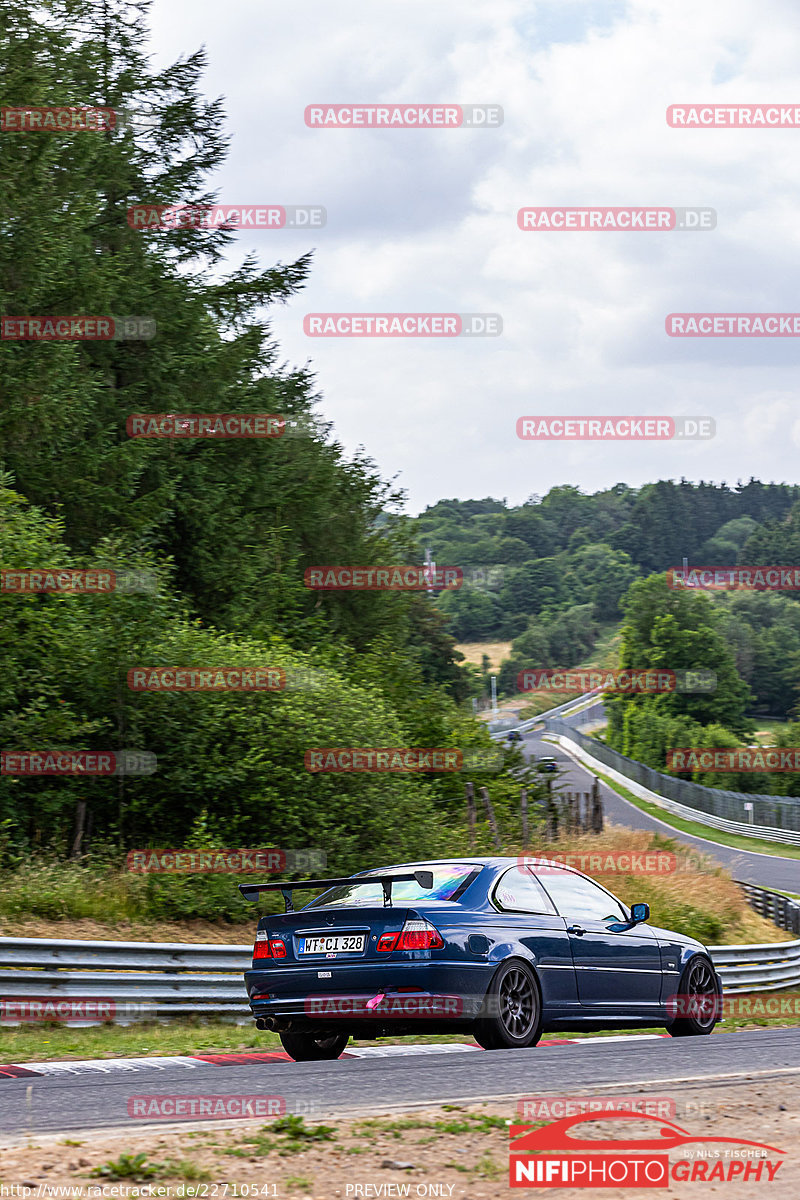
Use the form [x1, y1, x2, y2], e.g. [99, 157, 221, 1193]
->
[0, 1028, 797, 1137]
[524, 701, 800, 892]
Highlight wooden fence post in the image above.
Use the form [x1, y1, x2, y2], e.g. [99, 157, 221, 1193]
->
[546, 779, 558, 840]
[591, 777, 604, 833]
[70, 798, 87, 859]
[466, 782, 476, 850]
[568, 791, 579, 835]
[479, 786, 502, 850]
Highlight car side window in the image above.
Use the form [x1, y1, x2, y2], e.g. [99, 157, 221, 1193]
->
[534, 868, 627, 923]
[493, 866, 557, 914]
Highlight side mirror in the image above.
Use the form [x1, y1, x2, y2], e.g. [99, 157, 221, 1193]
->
[631, 902, 650, 925]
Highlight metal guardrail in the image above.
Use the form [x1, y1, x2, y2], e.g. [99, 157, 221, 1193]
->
[545, 718, 800, 844]
[715, 883, 800, 992]
[734, 882, 800, 937]
[1, 888, 798, 1024]
[489, 691, 601, 740]
[0, 937, 252, 1021]
[708, 940, 800, 992]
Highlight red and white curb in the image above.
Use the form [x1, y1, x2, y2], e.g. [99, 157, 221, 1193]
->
[0, 1034, 667, 1078]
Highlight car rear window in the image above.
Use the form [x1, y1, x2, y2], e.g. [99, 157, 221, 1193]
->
[305, 863, 477, 909]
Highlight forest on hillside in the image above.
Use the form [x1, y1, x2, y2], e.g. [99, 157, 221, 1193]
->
[0, 1, 523, 868]
[419, 483, 800, 720]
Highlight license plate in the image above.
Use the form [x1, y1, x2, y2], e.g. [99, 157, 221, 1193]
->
[298, 933, 366, 956]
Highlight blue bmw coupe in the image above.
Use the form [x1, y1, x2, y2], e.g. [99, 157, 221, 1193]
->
[240, 857, 722, 1061]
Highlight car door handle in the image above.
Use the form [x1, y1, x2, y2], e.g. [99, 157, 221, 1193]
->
[567, 924, 585, 936]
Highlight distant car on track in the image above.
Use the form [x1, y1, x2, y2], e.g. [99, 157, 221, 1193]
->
[506, 729, 523, 743]
[535, 756, 558, 772]
[240, 857, 722, 1061]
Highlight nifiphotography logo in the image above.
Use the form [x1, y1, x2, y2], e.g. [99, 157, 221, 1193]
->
[509, 1109, 785, 1187]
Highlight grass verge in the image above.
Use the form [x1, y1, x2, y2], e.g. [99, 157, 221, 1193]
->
[0, 1020, 483, 1064]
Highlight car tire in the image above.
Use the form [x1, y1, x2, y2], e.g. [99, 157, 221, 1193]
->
[279, 1030, 350, 1061]
[473, 960, 543, 1050]
[666, 955, 720, 1037]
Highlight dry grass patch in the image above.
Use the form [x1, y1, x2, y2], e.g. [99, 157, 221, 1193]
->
[0, 916, 253, 942]
[522, 826, 792, 945]
[454, 641, 512, 670]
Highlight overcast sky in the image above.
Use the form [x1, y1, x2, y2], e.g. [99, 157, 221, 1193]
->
[147, 0, 800, 514]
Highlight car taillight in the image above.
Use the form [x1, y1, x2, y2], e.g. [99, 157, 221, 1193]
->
[270, 939, 286, 958]
[399, 919, 445, 950]
[253, 930, 272, 960]
[376, 918, 444, 952]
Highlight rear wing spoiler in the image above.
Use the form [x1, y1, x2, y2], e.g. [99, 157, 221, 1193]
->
[238, 869, 434, 912]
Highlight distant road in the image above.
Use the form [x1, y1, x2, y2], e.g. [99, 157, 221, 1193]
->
[522, 701, 800, 892]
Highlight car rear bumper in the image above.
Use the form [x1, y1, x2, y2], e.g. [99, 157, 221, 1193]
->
[244, 960, 494, 1031]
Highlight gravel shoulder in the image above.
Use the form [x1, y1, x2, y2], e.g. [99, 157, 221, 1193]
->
[1, 1076, 798, 1199]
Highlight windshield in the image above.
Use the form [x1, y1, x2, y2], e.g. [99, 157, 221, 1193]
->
[305, 863, 477, 909]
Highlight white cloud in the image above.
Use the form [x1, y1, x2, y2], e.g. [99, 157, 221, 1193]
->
[148, 0, 800, 510]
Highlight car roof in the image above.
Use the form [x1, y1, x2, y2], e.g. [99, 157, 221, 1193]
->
[356, 856, 566, 872]
[350, 856, 623, 890]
